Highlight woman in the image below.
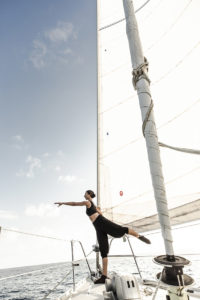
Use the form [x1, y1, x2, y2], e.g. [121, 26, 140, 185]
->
[54, 190, 151, 284]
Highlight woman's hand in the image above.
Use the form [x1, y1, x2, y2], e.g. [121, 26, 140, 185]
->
[54, 202, 63, 207]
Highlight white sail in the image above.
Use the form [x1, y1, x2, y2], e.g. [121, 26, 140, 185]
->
[97, 0, 200, 232]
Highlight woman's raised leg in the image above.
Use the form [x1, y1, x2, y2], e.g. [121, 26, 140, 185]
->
[127, 227, 151, 244]
[128, 227, 139, 237]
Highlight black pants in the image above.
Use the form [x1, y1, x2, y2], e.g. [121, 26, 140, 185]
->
[93, 215, 129, 258]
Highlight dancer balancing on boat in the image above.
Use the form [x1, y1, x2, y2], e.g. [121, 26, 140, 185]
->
[54, 190, 151, 284]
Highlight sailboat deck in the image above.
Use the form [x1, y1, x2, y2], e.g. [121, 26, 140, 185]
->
[70, 279, 105, 300]
[57, 276, 105, 300]
[57, 274, 200, 300]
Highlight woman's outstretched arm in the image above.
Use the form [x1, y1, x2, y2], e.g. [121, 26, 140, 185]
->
[54, 201, 88, 207]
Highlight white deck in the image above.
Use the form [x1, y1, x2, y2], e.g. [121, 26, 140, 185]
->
[56, 274, 200, 300]
[57, 276, 105, 300]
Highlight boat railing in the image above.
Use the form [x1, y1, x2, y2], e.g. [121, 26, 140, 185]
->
[108, 234, 143, 280]
[1, 225, 200, 299]
[0, 226, 96, 299]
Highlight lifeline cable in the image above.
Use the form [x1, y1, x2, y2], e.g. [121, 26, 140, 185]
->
[0, 226, 70, 242]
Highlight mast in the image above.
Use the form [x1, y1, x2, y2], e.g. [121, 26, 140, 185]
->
[122, 0, 174, 259]
[96, 0, 101, 274]
[122, 1, 193, 297]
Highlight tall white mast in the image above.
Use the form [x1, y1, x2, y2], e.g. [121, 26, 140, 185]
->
[122, 1, 193, 297]
[122, 0, 174, 258]
[97, 0, 102, 274]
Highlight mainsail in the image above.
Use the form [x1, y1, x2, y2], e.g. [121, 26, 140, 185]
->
[97, 0, 200, 232]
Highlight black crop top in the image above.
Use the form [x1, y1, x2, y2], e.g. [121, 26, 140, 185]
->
[86, 200, 98, 216]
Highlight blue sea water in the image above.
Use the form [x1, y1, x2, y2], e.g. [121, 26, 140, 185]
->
[0, 256, 200, 300]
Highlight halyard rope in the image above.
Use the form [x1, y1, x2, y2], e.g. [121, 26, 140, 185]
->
[133, 57, 200, 156]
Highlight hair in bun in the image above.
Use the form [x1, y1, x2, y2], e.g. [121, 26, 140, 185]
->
[86, 190, 96, 198]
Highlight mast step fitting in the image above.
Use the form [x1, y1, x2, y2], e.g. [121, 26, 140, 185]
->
[156, 267, 194, 287]
[154, 255, 190, 267]
[154, 255, 194, 287]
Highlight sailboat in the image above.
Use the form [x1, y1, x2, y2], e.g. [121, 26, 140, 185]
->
[1, 0, 200, 299]
[54, 0, 200, 299]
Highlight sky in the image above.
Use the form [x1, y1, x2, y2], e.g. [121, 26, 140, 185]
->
[0, 0, 98, 268]
[0, 0, 200, 272]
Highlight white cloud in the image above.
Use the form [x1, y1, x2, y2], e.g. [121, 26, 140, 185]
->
[61, 48, 72, 55]
[16, 169, 25, 177]
[11, 134, 27, 150]
[58, 175, 76, 183]
[26, 156, 41, 178]
[29, 21, 77, 69]
[16, 155, 41, 178]
[0, 210, 18, 220]
[57, 150, 64, 156]
[43, 152, 50, 158]
[29, 39, 47, 69]
[74, 55, 84, 65]
[55, 165, 61, 172]
[25, 203, 60, 218]
[44, 22, 76, 43]
[12, 135, 24, 142]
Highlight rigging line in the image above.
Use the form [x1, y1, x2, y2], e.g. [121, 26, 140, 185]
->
[145, 221, 200, 236]
[0, 226, 70, 242]
[166, 165, 200, 185]
[100, 0, 164, 44]
[100, 88, 200, 116]
[99, 0, 152, 31]
[152, 38, 200, 86]
[159, 142, 200, 155]
[100, 0, 192, 79]
[162, 191, 200, 201]
[142, 98, 200, 155]
[99, 95, 136, 115]
[147, 0, 192, 51]
[101, 165, 200, 212]
[0, 264, 65, 281]
[141, 0, 164, 24]
[100, 91, 200, 159]
[40, 269, 72, 300]
[100, 96, 200, 160]
[72, 250, 94, 263]
[157, 98, 200, 130]
[101, 31, 200, 81]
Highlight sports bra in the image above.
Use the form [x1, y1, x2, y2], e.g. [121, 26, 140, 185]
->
[86, 200, 98, 216]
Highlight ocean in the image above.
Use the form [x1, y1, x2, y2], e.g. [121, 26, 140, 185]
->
[0, 256, 200, 300]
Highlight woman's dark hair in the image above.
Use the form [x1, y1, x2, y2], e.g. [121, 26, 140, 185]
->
[86, 190, 96, 198]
